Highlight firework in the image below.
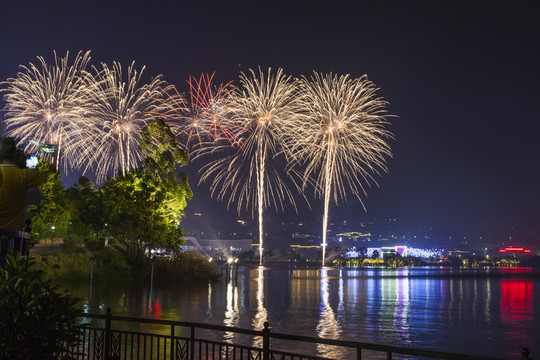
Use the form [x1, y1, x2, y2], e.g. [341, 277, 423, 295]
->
[1, 50, 96, 173]
[288, 73, 393, 266]
[195, 68, 305, 265]
[185, 73, 239, 146]
[152, 73, 239, 152]
[149, 85, 188, 146]
[85, 61, 175, 182]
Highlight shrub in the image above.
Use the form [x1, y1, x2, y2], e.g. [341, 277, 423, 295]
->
[0, 252, 82, 360]
[150, 251, 220, 280]
[99, 246, 132, 274]
[35, 252, 91, 282]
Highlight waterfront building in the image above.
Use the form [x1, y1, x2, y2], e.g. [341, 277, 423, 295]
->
[181, 237, 252, 260]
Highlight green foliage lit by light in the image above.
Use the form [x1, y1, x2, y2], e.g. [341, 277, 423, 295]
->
[100, 120, 192, 261]
[65, 176, 106, 244]
[0, 252, 81, 359]
[27, 160, 70, 244]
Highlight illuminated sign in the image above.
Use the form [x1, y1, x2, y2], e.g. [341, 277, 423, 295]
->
[290, 244, 321, 249]
[499, 247, 531, 253]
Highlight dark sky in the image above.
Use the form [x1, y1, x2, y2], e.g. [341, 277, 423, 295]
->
[1, 1, 539, 241]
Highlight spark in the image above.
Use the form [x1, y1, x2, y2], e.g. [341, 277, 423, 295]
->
[288, 73, 393, 266]
[1, 50, 96, 173]
[195, 68, 305, 265]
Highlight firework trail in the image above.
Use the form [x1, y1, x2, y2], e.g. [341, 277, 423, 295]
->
[195, 68, 305, 265]
[1, 50, 96, 172]
[289, 73, 393, 266]
[86, 61, 174, 183]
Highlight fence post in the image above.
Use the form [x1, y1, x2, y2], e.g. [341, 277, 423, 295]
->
[262, 321, 270, 360]
[190, 326, 195, 360]
[170, 325, 175, 360]
[104, 308, 112, 360]
[356, 347, 362, 360]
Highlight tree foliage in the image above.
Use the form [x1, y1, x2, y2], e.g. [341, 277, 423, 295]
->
[27, 160, 70, 242]
[0, 252, 81, 359]
[101, 120, 192, 260]
[30, 120, 192, 267]
[65, 176, 106, 243]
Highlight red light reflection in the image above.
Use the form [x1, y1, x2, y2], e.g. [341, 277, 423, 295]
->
[500, 276, 534, 353]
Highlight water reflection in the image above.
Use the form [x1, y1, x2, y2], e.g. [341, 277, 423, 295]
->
[251, 267, 268, 348]
[223, 278, 240, 343]
[68, 266, 540, 358]
[500, 275, 534, 356]
[206, 282, 213, 322]
[316, 268, 344, 358]
[394, 268, 410, 344]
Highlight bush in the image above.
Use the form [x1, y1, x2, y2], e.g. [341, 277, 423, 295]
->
[36, 249, 134, 282]
[35, 252, 92, 282]
[99, 246, 132, 274]
[0, 252, 82, 360]
[150, 251, 220, 280]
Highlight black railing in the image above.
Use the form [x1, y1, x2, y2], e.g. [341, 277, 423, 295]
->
[70, 308, 521, 360]
[0, 229, 32, 267]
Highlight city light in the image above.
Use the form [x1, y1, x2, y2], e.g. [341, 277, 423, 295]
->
[499, 247, 531, 253]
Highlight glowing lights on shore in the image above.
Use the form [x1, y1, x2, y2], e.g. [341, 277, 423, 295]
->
[499, 247, 531, 253]
[345, 246, 443, 259]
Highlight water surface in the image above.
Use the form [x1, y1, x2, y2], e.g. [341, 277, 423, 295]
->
[71, 266, 539, 358]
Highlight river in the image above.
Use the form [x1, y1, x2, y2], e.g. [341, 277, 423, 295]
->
[69, 265, 539, 359]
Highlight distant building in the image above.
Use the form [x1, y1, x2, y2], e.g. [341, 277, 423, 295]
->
[344, 246, 443, 259]
[182, 237, 252, 260]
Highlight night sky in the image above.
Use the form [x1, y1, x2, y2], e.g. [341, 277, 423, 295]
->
[1, 1, 539, 242]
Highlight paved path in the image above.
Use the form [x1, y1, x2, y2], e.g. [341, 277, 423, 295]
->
[29, 239, 64, 255]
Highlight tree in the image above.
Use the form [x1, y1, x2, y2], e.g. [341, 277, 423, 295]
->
[101, 120, 192, 262]
[358, 247, 367, 258]
[0, 252, 81, 359]
[65, 176, 106, 245]
[26, 160, 70, 250]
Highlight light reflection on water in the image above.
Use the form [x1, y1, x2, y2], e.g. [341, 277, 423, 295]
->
[316, 268, 345, 358]
[251, 267, 268, 349]
[71, 266, 539, 359]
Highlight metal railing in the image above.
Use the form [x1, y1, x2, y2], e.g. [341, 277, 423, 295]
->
[69, 308, 518, 360]
[0, 229, 31, 267]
